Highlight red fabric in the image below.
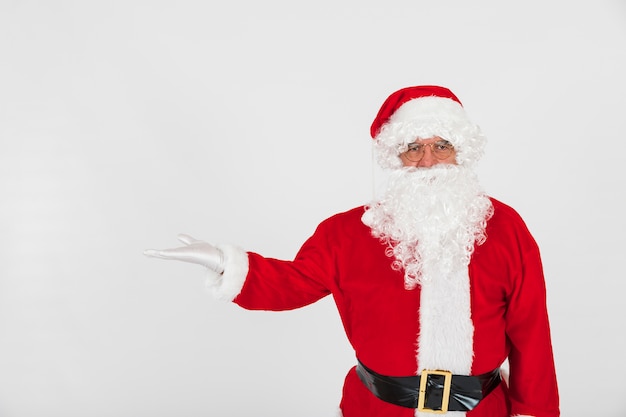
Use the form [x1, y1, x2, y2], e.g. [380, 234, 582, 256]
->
[370, 85, 463, 138]
[234, 198, 559, 417]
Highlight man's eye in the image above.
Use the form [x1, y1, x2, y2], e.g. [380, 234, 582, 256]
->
[408, 145, 422, 152]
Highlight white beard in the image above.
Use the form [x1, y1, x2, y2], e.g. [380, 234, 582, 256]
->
[362, 164, 493, 290]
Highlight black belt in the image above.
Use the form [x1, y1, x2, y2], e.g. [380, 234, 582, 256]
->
[356, 360, 501, 412]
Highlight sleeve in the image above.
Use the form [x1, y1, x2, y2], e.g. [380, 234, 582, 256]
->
[205, 219, 337, 311]
[504, 232, 560, 417]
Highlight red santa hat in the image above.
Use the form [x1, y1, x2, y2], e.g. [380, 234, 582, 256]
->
[370, 85, 486, 168]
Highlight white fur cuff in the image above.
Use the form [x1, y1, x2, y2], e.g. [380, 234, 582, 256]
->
[204, 244, 249, 301]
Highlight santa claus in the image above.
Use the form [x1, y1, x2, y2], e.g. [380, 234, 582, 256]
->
[145, 85, 560, 417]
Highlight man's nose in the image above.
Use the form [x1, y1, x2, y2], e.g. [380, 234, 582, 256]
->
[417, 147, 437, 167]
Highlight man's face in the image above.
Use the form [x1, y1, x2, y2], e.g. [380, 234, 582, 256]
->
[399, 137, 458, 168]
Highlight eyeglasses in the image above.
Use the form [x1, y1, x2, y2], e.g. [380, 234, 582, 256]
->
[400, 140, 455, 162]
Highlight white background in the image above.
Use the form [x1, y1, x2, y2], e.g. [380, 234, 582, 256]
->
[1, 1, 625, 416]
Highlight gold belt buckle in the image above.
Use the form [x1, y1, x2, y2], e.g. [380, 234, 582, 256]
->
[417, 369, 452, 414]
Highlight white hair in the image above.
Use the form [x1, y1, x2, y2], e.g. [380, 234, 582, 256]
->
[372, 96, 487, 169]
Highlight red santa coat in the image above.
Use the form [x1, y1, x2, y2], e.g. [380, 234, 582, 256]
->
[213, 198, 559, 417]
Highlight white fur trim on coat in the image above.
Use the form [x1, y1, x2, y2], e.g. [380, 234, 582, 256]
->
[204, 244, 249, 301]
[415, 268, 473, 417]
[417, 267, 474, 374]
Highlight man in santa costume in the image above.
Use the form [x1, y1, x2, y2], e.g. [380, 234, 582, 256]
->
[145, 85, 560, 416]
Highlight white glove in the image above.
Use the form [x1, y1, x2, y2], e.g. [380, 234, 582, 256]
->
[144, 234, 225, 274]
